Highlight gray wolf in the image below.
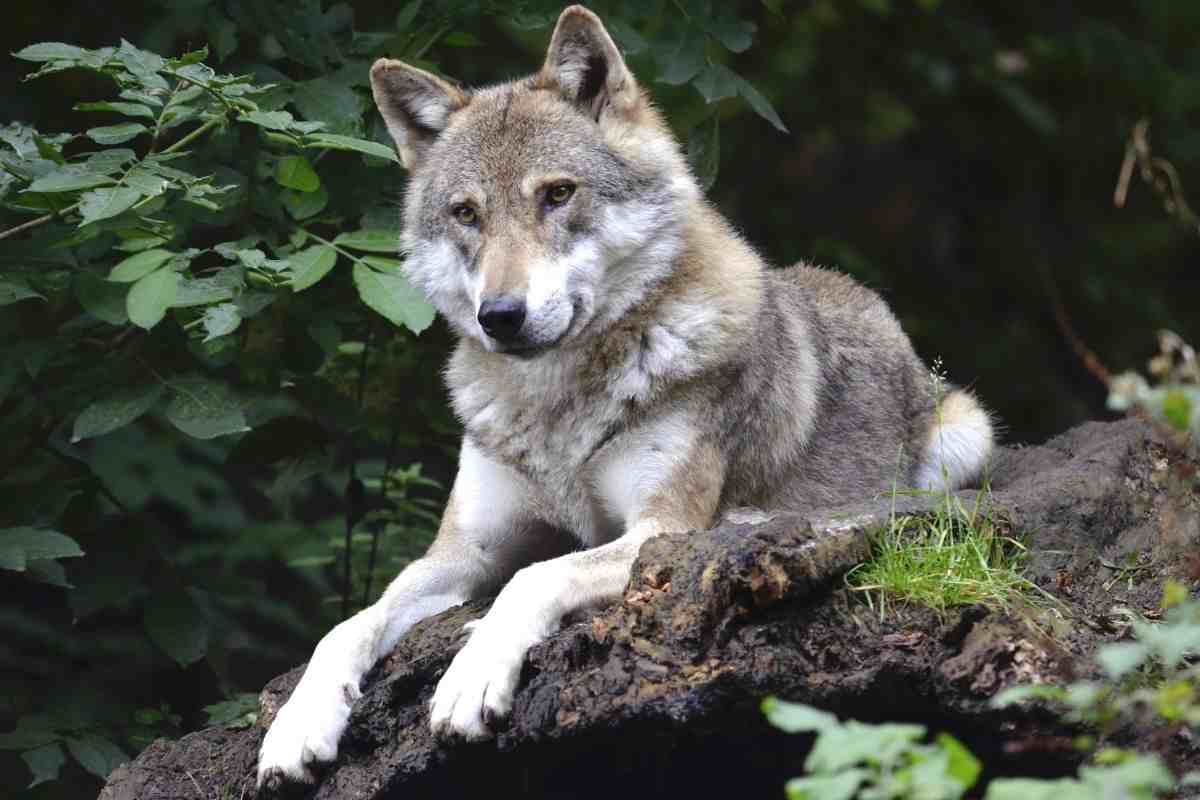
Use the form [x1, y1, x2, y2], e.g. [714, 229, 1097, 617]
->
[257, 5, 994, 788]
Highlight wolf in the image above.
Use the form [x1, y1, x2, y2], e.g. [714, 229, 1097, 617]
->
[256, 4, 994, 789]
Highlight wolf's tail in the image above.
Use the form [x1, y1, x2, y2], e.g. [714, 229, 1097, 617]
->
[913, 388, 995, 491]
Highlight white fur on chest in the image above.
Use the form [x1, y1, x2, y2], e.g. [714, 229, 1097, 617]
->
[450, 339, 699, 543]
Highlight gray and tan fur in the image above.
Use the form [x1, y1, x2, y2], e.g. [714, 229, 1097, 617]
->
[257, 5, 993, 789]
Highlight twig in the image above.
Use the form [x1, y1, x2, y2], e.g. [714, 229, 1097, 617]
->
[1040, 263, 1111, 387]
[363, 390, 402, 608]
[0, 204, 78, 242]
[342, 321, 375, 619]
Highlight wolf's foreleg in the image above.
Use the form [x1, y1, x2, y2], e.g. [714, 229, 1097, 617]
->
[257, 441, 548, 789]
[429, 436, 723, 740]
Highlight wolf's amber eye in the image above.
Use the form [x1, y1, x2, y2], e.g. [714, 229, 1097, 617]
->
[452, 204, 478, 226]
[545, 183, 575, 207]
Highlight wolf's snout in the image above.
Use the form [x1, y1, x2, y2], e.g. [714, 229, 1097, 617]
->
[477, 296, 526, 343]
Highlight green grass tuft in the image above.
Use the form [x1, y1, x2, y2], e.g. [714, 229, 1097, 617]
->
[845, 488, 1049, 619]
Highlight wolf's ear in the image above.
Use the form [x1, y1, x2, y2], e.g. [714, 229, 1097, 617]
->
[370, 59, 468, 169]
[541, 6, 637, 119]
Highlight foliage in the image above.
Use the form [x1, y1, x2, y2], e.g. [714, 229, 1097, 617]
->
[768, 585, 1200, 797]
[0, 1, 785, 794]
[763, 697, 982, 800]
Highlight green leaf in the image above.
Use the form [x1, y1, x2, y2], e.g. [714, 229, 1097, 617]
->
[71, 383, 164, 442]
[305, 132, 398, 162]
[275, 154, 320, 192]
[123, 167, 170, 197]
[164, 373, 248, 438]
[687, 116, 720, 192]
[989, 80, 1058, 136]
[805, 721, 925, 773]
[78, 186, 144, 225]
[352, 262, 434, 334]
[65, 735, 127, 780]
[27, 559, 72, 587]
[735, 75, 788, 133]
[292, 77, 365, 134]
[84, 148, 136, 174]
[0, 528, 85, 572]
[334, 229, 399, 253]
[75, 100, 155, 119]
[395, 0, 422, 30]
[658, 26, 706, 85]
[706, 18, 756, 53]
[86, 122, 148, 145]
[240, 110, 297, 132]
[173, 271, 241, 308]
[27, 166, 115, 193]
[0, 278, 45, 306]
[762, 697, 837, 733]
[108, 248, 175, 282]
[22, 742, 65, 788]
[443, 31, 483, 47]
[936, 732, 982, 789]
[984, 778, 1087, 800]
[693, 63, 740, 103]
[1095, 641, 1149, 680]
[289, 244, 338, 291]
[1079, 755, 1176, 792]
[14, 42, 87, 61]
[126, 268, 179, 329]
[144, 588, 209, 666]
[282, 185, 329, 220]
[1162, 389, 1192, 432]
[785, 771, 868, 800]
[201, 303, 241, 341]
[203, 693, 259, 728]
[75, 272, 129, 324]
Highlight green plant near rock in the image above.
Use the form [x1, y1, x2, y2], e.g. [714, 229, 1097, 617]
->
[767, 583, 1200, 799]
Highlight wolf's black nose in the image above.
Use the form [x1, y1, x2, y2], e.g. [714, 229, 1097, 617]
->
[477, 296, 526, 343]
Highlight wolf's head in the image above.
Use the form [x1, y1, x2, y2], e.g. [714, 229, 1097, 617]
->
[370, 5, 697, 356]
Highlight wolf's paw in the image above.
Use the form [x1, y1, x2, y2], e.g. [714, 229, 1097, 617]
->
[256, 679, 360, 792]
[428, 619, 526, 741]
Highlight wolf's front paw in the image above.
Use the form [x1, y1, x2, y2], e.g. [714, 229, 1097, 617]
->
[256, 679, 361, 792]
[428, 619, 526, 741]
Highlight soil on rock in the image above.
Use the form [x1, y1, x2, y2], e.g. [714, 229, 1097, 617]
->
[99, 419, 1200, 800]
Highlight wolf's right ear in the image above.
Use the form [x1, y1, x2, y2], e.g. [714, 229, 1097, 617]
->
[370, 59, 468, 169]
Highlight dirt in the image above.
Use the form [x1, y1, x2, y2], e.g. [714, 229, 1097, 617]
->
[98, 418, 1200, 800]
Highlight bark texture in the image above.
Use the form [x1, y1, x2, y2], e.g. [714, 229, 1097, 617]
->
[100, 419, 1200, 799]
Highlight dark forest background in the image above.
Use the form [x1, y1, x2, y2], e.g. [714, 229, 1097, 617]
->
[1, 0, 1197, 795]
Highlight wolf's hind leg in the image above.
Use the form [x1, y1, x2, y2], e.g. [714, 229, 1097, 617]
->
[914, 388, 994, 492]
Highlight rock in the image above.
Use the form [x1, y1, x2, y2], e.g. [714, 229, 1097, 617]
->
[99, 419, 1199, 799]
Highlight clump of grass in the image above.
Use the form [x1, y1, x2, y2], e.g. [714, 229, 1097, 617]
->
[845, 489, 1044, 619]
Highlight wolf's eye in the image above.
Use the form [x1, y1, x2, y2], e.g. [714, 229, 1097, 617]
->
[545, 183, 575, 208]
[452, 204, 478, 226]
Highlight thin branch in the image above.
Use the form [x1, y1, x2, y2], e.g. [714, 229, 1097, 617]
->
[0, 202, 80, 242]
[1039, 262, 1111, 387]
[342, 321, 375, 619]
[363, 390, 402, 608]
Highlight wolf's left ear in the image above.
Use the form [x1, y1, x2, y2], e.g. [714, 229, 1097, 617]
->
[541, 5, 637, 119]
[370, 59, 468, 169]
